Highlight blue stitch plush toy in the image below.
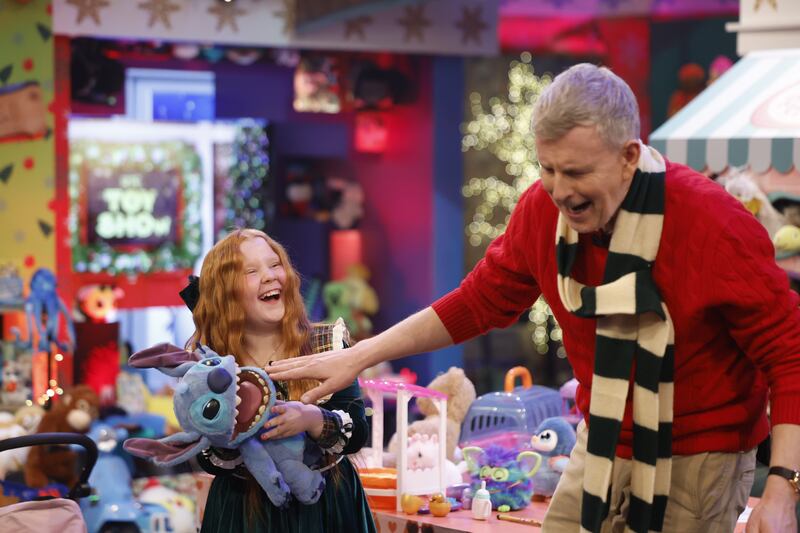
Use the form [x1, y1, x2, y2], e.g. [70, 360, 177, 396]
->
[123, 343, 325, 507]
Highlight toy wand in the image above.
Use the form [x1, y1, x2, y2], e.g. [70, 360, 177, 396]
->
[496, 513, 543, 527]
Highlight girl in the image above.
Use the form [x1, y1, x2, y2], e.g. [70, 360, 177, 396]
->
[185, 228, 375, 533]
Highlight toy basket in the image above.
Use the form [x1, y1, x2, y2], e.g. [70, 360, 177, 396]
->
[358, 467, 397, 511]
[459, 367, 562, 446]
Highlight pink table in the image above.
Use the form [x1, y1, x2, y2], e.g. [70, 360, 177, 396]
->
[373, 497, 760, 532]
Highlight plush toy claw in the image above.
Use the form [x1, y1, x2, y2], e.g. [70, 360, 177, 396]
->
[123, 343, 325, 507]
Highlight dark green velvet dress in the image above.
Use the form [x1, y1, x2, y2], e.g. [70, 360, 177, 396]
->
[199, 379, 376, 533]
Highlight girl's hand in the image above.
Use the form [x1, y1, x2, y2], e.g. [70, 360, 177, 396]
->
[260, 401, 323, 441]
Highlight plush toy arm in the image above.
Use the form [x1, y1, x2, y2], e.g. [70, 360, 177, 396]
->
[25, 300, 46, 350]
[239, 437, 291, 508]
[57, 297, 76, 351]
[549, 455, 570, 473]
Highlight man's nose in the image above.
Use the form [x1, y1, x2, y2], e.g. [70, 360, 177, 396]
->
[550, 174, 570, 203]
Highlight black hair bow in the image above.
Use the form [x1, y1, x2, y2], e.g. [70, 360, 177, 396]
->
[179, 275, 200, 312]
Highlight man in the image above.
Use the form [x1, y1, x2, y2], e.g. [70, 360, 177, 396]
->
[268, 64, 800, 532]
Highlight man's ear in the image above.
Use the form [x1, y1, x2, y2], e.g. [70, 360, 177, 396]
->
[621, 140, 641, 180]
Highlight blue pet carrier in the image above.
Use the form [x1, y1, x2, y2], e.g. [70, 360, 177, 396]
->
[459, 367, 563, 447]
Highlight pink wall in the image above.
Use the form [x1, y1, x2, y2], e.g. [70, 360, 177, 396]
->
[352, 57, 434, 333]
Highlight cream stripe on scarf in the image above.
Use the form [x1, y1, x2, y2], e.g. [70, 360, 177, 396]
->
[555, 142, 674, 533]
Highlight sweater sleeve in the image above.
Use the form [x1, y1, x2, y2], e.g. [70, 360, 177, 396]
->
[432, 184, 543, 344]
[318, 379, 368, 455]
[712, 207, 800, 426]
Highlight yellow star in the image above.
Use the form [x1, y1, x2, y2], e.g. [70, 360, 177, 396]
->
[397, 4, 431, 43]
[138, 0, 181, 30]
[344, 15, 372, 41]
[754, 0, 778, 10]
[273, 0, 296, 36]
[207, 2, 247, 33]
[66, 0, 110, 26]
[455, 5, 488, 45]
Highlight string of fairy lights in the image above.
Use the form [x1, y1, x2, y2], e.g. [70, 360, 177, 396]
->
[461, 53, 564, 357]
[36, 352, 65, 407]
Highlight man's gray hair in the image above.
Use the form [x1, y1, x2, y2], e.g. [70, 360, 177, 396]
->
[533, 63, 640, 148]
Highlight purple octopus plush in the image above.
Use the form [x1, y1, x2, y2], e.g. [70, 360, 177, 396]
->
[122, 343, 325, 507]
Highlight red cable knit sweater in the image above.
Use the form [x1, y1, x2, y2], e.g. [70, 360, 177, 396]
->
[433, 160, 800, 457]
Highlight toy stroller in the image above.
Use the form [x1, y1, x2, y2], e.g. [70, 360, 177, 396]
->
[0, 433, 97, 533]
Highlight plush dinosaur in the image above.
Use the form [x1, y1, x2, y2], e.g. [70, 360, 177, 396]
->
[122, 343, 325, 508]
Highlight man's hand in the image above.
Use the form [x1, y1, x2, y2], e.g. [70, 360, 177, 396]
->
[266, 346, 363, 404]
[746, 476, 799, 532]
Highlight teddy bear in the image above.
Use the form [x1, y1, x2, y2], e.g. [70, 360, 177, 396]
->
[24, 385, 99, 488]
[387, 367, 476, 464]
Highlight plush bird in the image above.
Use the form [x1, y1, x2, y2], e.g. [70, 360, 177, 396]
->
[774, 225, 800, 257]
[529, 417, 576, 498]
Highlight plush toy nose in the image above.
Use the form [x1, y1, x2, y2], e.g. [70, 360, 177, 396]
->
[207, 367, 232, 393]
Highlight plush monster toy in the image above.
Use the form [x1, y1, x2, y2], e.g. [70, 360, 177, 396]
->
[462, 445, 542, 511]
[122, 343, 325, 508]
[24, 268, 75, 352]
[529, 417, 577, 498]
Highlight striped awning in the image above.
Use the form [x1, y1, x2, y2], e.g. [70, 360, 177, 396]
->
[650, 49, 800, 174]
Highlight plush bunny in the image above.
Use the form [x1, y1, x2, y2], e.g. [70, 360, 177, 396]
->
[122, 343, 325, 508]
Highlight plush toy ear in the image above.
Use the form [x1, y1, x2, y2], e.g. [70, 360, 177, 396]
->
[461, 446, 485, 474]
[517, 451, 543, 478]
[128, 343, 201, 377]
[123, 432, 208, 467]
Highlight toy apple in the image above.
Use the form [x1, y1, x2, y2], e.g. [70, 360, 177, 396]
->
[429, 493, 451, 517]
[400, 493, 423, 515]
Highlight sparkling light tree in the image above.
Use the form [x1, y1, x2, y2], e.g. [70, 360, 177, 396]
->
[224, 121, 270, 235]
[461, 53, 563, 357]
[461, 52, 550, 248]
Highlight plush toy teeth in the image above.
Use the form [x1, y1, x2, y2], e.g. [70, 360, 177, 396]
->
[233, 369, 273, 436]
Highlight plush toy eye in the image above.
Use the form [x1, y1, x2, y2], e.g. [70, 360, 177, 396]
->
[202, 399, 220, 419]
[479, 466, 492, 479]
[202, 359, 221, 367]
[492, 468, 510, 482]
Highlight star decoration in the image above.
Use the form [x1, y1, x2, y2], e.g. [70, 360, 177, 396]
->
[138, 0, 182, 30]
[344, 15, 372, 40]
[754, 0, 778, 10]
[208, 2, 247, 33]
[455, 5, 488, 45]
[397, 4, 431, 43]
[66, 0, 110, 26]
[273, 0, 296, 36]
[38, 220, 53, 238]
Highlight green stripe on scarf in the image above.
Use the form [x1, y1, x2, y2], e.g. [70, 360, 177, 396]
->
[555, 142, 674, 533]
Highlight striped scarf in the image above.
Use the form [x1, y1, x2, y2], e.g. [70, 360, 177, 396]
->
[555, 142, 674, 533]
